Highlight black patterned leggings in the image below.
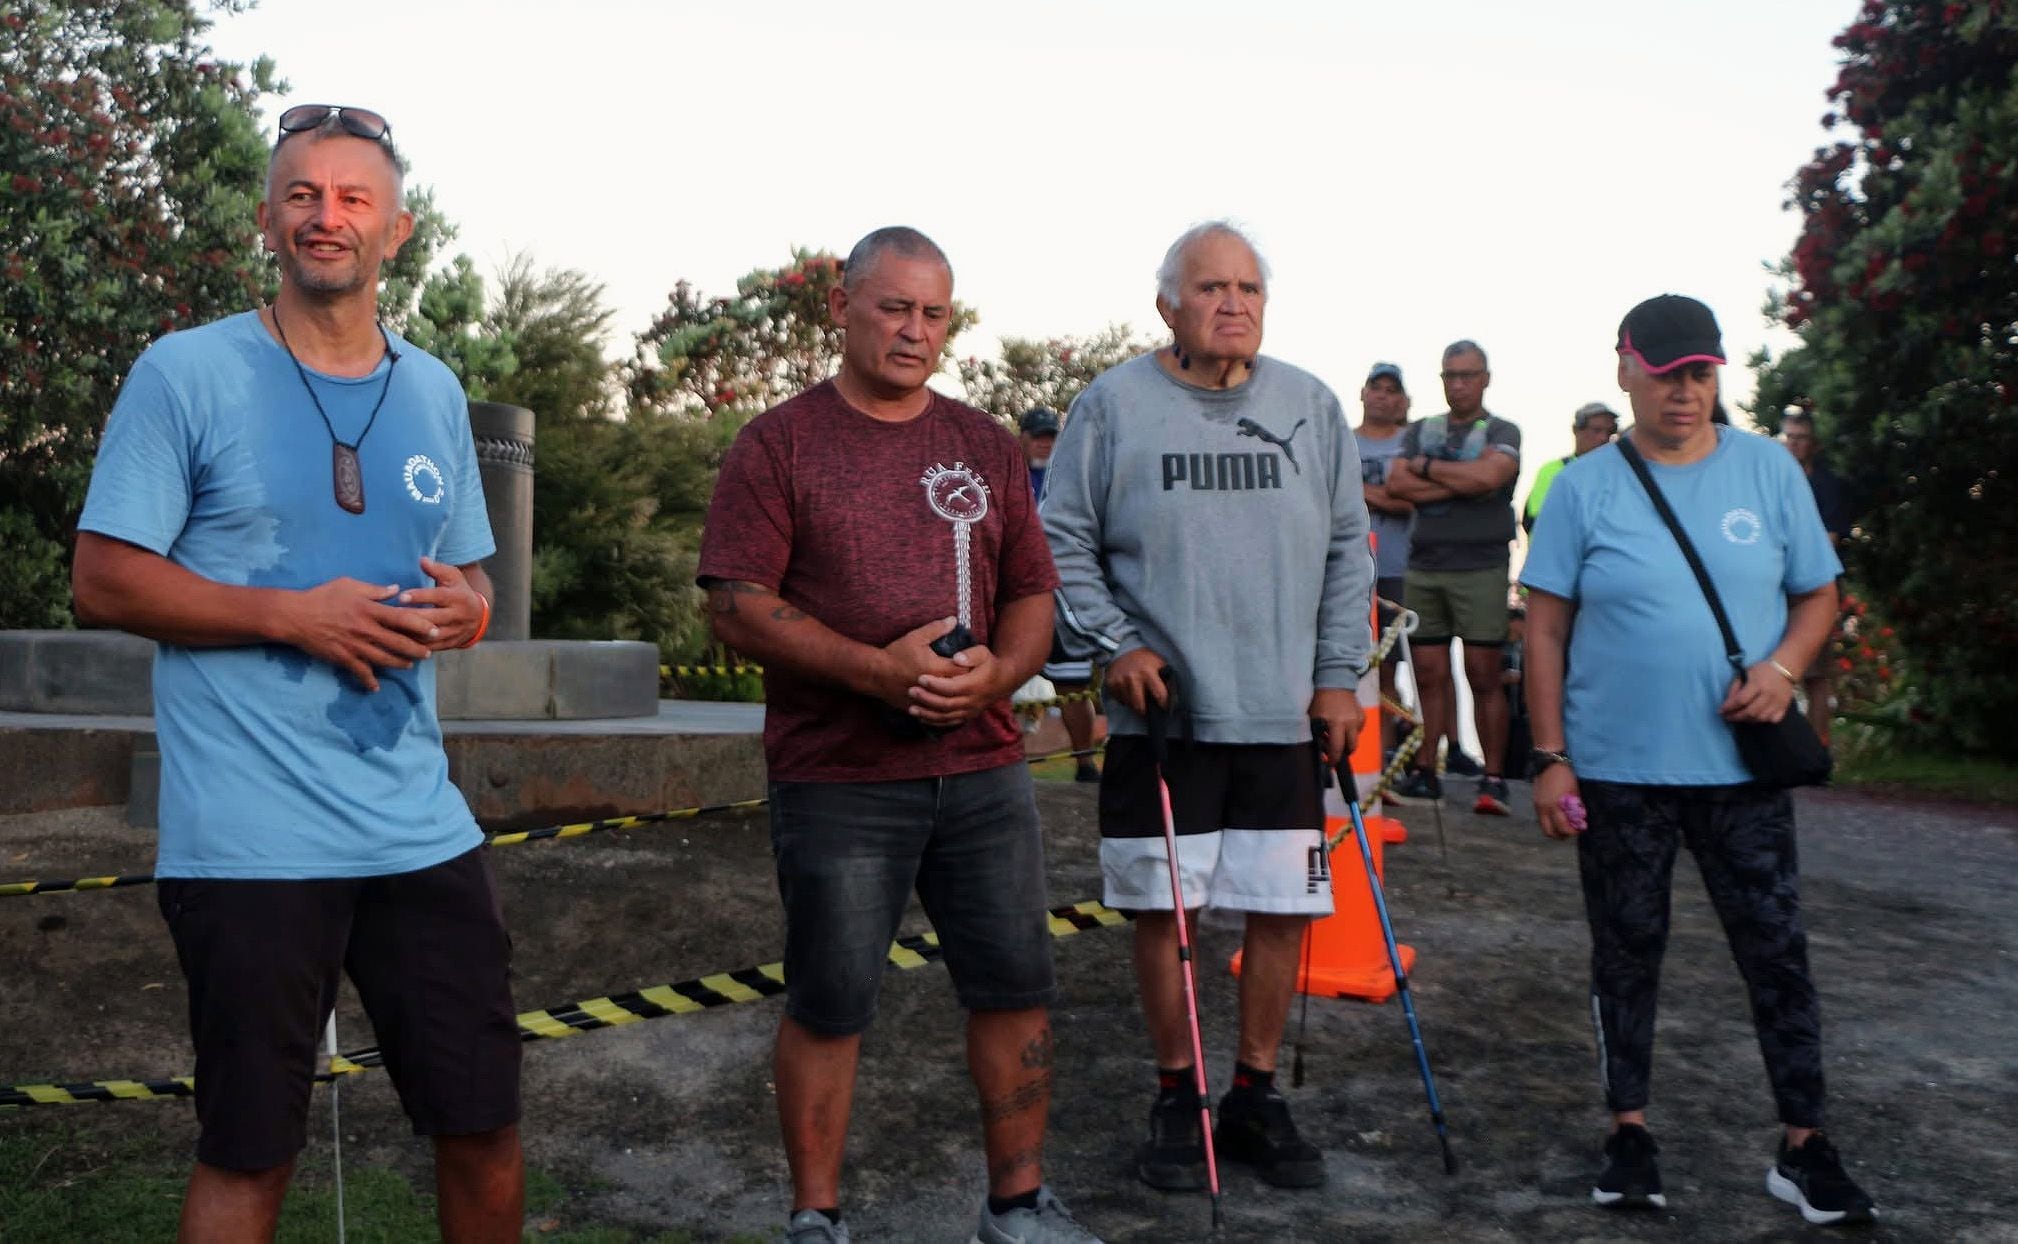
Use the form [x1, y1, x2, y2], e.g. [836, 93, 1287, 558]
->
[1576, 781, 1825, 1128]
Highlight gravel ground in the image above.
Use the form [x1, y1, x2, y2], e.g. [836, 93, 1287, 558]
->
[1, 779, 2014, 1242]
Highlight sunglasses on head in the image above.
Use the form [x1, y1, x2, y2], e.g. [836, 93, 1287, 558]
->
[277, 104, 392, 143]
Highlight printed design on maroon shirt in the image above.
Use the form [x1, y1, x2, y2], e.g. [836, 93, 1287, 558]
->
[695, 382, 1061, 783]
[920, 460, 991, 630]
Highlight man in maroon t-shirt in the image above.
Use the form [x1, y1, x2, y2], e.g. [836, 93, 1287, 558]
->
[697, 227, 1097, 1244]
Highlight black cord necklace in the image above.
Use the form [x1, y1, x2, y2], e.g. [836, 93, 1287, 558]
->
[271, 305, 399, 515]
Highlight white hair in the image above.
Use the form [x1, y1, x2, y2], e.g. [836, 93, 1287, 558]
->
[1156, 220, 1270, 307]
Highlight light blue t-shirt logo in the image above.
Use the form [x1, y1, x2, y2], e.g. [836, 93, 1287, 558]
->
[404, 453, 447, 504]
[1720, 507, 1763, 545]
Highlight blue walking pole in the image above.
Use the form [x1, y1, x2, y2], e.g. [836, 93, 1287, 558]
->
[1332, 753, 1459, 1174]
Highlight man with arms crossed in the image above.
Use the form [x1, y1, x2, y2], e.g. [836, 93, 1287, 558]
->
[1044, 221, 1373, 1193]
[697, 227, 1099, 1244]
[72, 105, 522, 1242]
[1385, 340, 1522, 815]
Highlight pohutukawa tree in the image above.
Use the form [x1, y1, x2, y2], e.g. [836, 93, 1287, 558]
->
[1752, 0, 2018, 756]
[0, 0, 271, 627]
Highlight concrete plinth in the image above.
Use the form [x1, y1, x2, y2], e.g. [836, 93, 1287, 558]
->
[0, 702, 765, 829]
[1, 632, 661, 721]
[0, 630, 156, 716]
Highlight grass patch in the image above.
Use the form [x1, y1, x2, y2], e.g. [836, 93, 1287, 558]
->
[1833, 744, 2018, 805]
[0, 1122, 747, 1242]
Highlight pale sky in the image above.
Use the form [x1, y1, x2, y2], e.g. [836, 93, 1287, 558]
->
[207, 0, 1859, 496]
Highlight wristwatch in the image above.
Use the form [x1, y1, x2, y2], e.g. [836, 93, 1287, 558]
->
[1529, 748, 1572, 773]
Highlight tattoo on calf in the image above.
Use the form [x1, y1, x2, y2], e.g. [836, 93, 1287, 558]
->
[1020, 1027, 1054, 1070]
[987, 1143, 1044, 1186]
[979, 1073, 1053, 1125]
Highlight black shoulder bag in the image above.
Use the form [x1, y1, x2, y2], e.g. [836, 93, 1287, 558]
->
[1616, 437, 1833, 789]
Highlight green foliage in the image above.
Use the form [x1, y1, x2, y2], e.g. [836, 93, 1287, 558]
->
[0, 0, 272, 628]
[1751, 0, 2018, 756]
[957, 323, 1158, 424]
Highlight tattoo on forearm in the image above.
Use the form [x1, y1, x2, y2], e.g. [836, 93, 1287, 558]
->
[706, 580, 774, 618]
[979, 1072, 1052, 1125]
[771, 603, 806, 622]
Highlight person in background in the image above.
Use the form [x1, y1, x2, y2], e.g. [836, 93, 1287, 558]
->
[1523, 402, 1618, 534]
[1384, 339, 1522, 816]
[1354, 362, 1412, 754]
[1023, 406, 1102, 781]
[1781, 409, 1854, 747]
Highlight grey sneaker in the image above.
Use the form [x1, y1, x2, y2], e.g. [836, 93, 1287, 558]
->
[786, 1207, 850, 1243]
[970, 1185, 1102, 1244]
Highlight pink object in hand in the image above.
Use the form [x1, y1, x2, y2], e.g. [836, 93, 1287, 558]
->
[1559, 794, 1588, 832]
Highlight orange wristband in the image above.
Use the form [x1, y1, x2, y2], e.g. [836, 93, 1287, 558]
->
[459, 592, 491, 648]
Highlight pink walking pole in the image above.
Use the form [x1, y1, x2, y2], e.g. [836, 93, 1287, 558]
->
[1146, 670, 1222, 1229]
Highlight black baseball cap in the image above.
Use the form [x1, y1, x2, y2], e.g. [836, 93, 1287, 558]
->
[1365, 361, 1405, 391]
[1018, 407, 1061, 435]
[1616, 294, 1726, 374]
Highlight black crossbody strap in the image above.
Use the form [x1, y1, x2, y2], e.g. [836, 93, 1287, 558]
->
[1615, 437, 1749, 680]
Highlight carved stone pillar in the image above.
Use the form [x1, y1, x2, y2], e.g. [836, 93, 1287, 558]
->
[468, 401, 534, 642]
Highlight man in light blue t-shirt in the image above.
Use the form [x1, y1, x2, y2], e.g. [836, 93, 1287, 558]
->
[1520, 294, 1874, 1227]
[72, 105, 522, 1240]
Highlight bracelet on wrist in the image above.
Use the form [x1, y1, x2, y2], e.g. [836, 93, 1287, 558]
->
[1769, 659, 1799, 685]
[459, 592, 492, 649]
[1529, 747, 1572, 773]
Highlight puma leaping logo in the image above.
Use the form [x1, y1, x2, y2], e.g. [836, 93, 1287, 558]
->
[1236, 417, 1307, 474]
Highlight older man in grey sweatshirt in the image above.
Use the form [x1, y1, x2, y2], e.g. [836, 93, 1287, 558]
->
[1041, 221, 1374, 1194]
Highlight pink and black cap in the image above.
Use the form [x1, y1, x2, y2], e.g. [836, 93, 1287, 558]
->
[1617, 294, 1726, 374]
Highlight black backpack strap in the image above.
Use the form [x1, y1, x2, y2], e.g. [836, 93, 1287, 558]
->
[1615, 437, 1748, 681]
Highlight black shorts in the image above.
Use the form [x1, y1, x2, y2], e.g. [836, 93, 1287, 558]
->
[768, 763, 1056, 1036]
[1097, 736, 1330, 914]
[157, 847, 521, 1171]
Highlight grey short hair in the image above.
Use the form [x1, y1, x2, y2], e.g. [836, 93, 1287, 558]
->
[265, 115, 405, 202]
[1443, 339, 1489, 370]
[1781, 409, 1816, 431]
[1156, 220, 1271, 307]
[842, 226, 952, 291]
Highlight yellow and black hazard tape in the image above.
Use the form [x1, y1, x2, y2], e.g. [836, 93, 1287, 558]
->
[660, 663, 763, 680]
[484, 798, 771, 848]
[0, 873, 154, 899]
[0, 900, 1131, 1108]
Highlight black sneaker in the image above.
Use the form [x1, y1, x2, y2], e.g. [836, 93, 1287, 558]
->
[1214, 1084, 1324, 1188]
[1386, 769, 1443, 806]
[1593, 1123, 1667, 1210]
[1473, 776, 1512, 816]
[1136, 1090, 1206, 1191]
[1074, 760, 1101, 784]
[1767, 1132, 1876, 1226]
[1444, 749, 1485, 777]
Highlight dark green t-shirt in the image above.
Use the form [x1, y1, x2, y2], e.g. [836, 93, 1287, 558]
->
[1398, 412, 1521, 571]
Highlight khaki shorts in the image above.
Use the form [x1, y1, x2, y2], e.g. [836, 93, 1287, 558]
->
[1405, 565, 1511, 646]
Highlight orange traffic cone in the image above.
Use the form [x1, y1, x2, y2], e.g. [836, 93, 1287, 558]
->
[1230, 815, 1416, 1002]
